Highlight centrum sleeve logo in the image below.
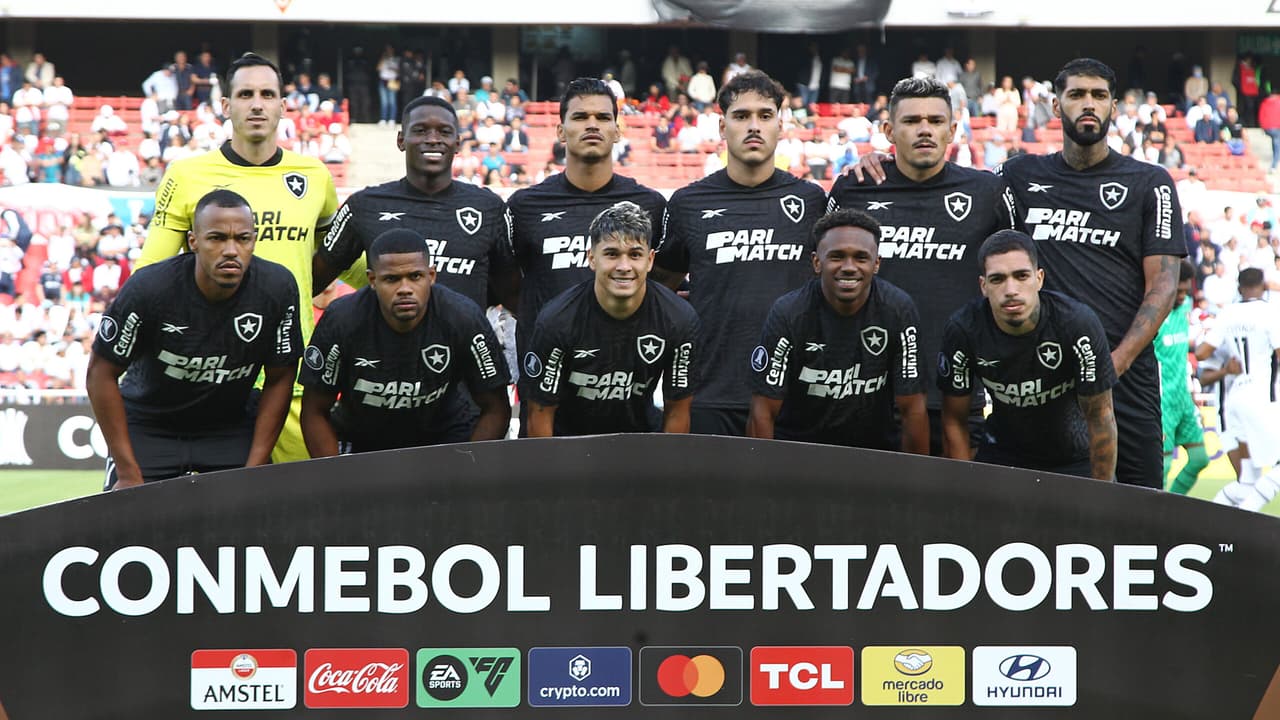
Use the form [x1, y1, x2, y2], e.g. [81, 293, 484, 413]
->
[528, 647, 631, 707]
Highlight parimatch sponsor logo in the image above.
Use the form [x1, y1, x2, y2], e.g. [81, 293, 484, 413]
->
[861, 646, 964, 706]
[973, 646, 1076, 706]
[191, 649, 296, 710]
[541, 234, 591, 269]
[705, 228, 805, 265]
[416, 648, 521, 708]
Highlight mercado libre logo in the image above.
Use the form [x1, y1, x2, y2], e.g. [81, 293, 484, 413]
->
[639, 647, 743, 706]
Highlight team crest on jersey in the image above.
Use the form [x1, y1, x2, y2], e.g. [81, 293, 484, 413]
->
[422, 344, 451, 373]
[282, 172, 307, 199]
[944, 191, 972, 222]
[780, 194, 805, 224]
[234, 313, 263, 343]
[1037, 341, 1063, 370]
[1099, 182, 1128, 210]
[637, 334, 666, 365]
[861, 326, 888, 356]
[456, 207, 483, 235]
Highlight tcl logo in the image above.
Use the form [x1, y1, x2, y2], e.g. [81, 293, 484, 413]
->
[304, 648, 409, 708]
[750, 646, 854, 706]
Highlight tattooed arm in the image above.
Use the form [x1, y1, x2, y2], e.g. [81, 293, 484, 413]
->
[1111, 254, 1179, 377]
[1078, 389, 1117, 481]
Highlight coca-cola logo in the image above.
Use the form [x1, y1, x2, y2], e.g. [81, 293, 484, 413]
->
[304, 649, 410, 709]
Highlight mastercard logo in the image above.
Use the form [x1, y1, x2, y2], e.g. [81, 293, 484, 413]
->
[656, 654, 726, 698]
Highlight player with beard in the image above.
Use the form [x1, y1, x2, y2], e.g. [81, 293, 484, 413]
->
[299, 229, 510, 454]
[521, 201, 699, 436]
[1155, 260, 1209, 494]
[312, 95, 516, 440]
[829, 76, 1015, 456]
[88, 190, 302, 489]
[747, 209, 926, 451]
[652, 71, 826, 436]
[938, 230, 1117, 480]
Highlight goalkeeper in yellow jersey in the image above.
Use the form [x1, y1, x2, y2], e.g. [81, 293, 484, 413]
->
[139, 52, 362, 463]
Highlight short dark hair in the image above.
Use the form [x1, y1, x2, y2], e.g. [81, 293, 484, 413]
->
[1178, 259, 1196, 283]
[559, 77, 616, 122]
[1053, 58, 1117, 97]
[977, 230, 1039, 273]
[813, 209, 881, 248]
[225, 52, 284, 94]
[401, 95, 458, 128]
[889, 77, 952, 118]
[589, 201, 652, 247]
[193, 189, 252, 225]
[1239, 267, 1265, 289]
[716, 70, 785, 112]
[368, 228, 430, 269]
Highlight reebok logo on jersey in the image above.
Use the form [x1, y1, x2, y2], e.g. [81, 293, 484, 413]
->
[1023, 208, 1121, 247]
[162, 323, 187, 334]
[542, 235, 591, 269]
[540, 211, 565, 222]
[701, 208, 727, 219]
[456, 207, 483, 235]
[378, 212, 405, 221]
[706, 229, 804, 265]
[1099, 182, 1128, 210]
[977, 357, 999, 367]
[354, 357, 380, 368]
[283, 172, 307, 199]
[866, 201, 893, 211]
[806, 343, 826, 352]
[944, 192, 972, 222]
[1037, 342, 1062, 370]
[780, 195, 805, 223]
[1027, 183, 1053, 193]
[234, 313, 262, 343]
[574, 348, 599, 359]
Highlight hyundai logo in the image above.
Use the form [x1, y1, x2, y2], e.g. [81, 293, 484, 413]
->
[999, 654, 1051, 681]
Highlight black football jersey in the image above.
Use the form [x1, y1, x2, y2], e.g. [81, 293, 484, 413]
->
[299, 284, 510, 450]
[317, 178, 513, 307]
[750, 277, 923, 448]
[828, 163, 1016, 410]
[92, 253, 302, 431]
[507, 172, 666, 357]
[520, 280, 700, 436]
[938, 290, 1117, 466]
[657, 169, 827, 412]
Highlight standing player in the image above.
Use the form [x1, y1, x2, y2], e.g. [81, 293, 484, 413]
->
[1156, 260, 1209, 493]
[746, 209, 927, 452]
[1195, 268, 1280, 510]
[829, 76, 1016, 456]
[87, 190, 302, 489]
[139, 52, 357, 464]
[300, 229, 510, 454]
[521, 201, 699, 436]
[938, 230, 1117, 480]
[653, 70, 826, 436]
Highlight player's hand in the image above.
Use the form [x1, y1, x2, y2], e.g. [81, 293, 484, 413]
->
[1110, 350, 1131, 378]
[112, 468, 144, 491]
[1225, 357, 1243, 375]
[851, 152, 890, 184]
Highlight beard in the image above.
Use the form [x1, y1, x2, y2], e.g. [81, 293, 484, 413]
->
[1061, 111, 1109, 147]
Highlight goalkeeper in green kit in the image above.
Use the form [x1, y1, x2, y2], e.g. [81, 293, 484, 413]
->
[1156, 260, 1208, 494]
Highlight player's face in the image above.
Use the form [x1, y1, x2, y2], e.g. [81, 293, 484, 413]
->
[721, 91, 781, 166]
[1174, 278, 1193, 307]
[979, 250, 1044, 330]
[1054, 74, 1115, 147]
[399, 104, 459, 178]
[557, 94, 620, 162]
[887, 97, 954, 171]
[368, 252, 436, 330]
[813, 225, 879, 311]
[188, 204, 256, 292]
[223, 65, 284, 144]
[589, 235, 653, 303]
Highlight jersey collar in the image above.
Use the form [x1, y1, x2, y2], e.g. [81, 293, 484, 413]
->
[219, 141, 284, 167]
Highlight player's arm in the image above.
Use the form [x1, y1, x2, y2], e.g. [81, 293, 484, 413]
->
[300, 385, 341, 458]
[1111, 254, 1179, 377]
[312, 201, 367, 293]
[470, 388, 511, 441]
[850, 150, 891, 184]
[661, 395, 692, 433]
[525, 400, 557, 438]
[86, 353, 143, 489]
[247, 363, 296, 466]
[1077, 389, 1118, 482]
[746, 394, 783, 439]
[651, 206, 690, 292]
[896, 393, 929, 455]
[138, 174, 191, 267]
[488, 207, 522, 313]
[940, 394, 972, 461]
[1196, 355, 1241, 386]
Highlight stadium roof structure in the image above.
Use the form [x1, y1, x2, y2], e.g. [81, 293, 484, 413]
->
[6, 0, 1280, 28]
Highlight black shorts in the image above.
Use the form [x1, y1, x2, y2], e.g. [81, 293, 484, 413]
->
[974, 443, 1092, 479]
[1112, 369, 1163, 489]
[103, 422, 252, 490]
[690, 406, 748, 437]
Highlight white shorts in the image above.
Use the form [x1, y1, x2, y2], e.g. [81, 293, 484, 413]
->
[1223, 388, 1280, 467]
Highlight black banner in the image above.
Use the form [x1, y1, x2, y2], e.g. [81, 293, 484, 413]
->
[0, 402, 106, 471]
[0, 435, 1278, 718]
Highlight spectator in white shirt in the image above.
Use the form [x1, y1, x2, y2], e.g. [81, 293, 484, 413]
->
[141, 66, 178, 113]
[42, 76, 73, 135]
[90, 105, 128, 136]
[935, 48, 962, 85]
[11, 80, 42, 135]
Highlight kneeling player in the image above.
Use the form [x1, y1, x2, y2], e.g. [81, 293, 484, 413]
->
[299, 229, 510, 454]
[747, 209, 928, 452]
[938, 230, 1117, 480]
[521, 201, 700, 436]
[87, 190, 302, 490]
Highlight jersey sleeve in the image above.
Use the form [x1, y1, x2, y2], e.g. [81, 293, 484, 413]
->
[936, 312, 975, 396]
[488, 204, 519, 279]
[993, 176, 1018, 231]
[520, 312, 570, 406]
[1142, 167, 1186, 257]
[654, 204, 691, 274]
[506, 191, 535, 268]
[663, 308, 701, 401]
[1069, 305, 1117, 396]
[642, 190, 667, 247]
[750, 299, 795, 400]
[315, 168, 340, 233]
[91, 275, 150, 365]
[139, 166, 194, 267]
[458, 304, 512, 395]
[298, 304, 346, 392]
[892, 297, 925, 397]
[267, 275, 304, 368]
[315, 196, 365, 272]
